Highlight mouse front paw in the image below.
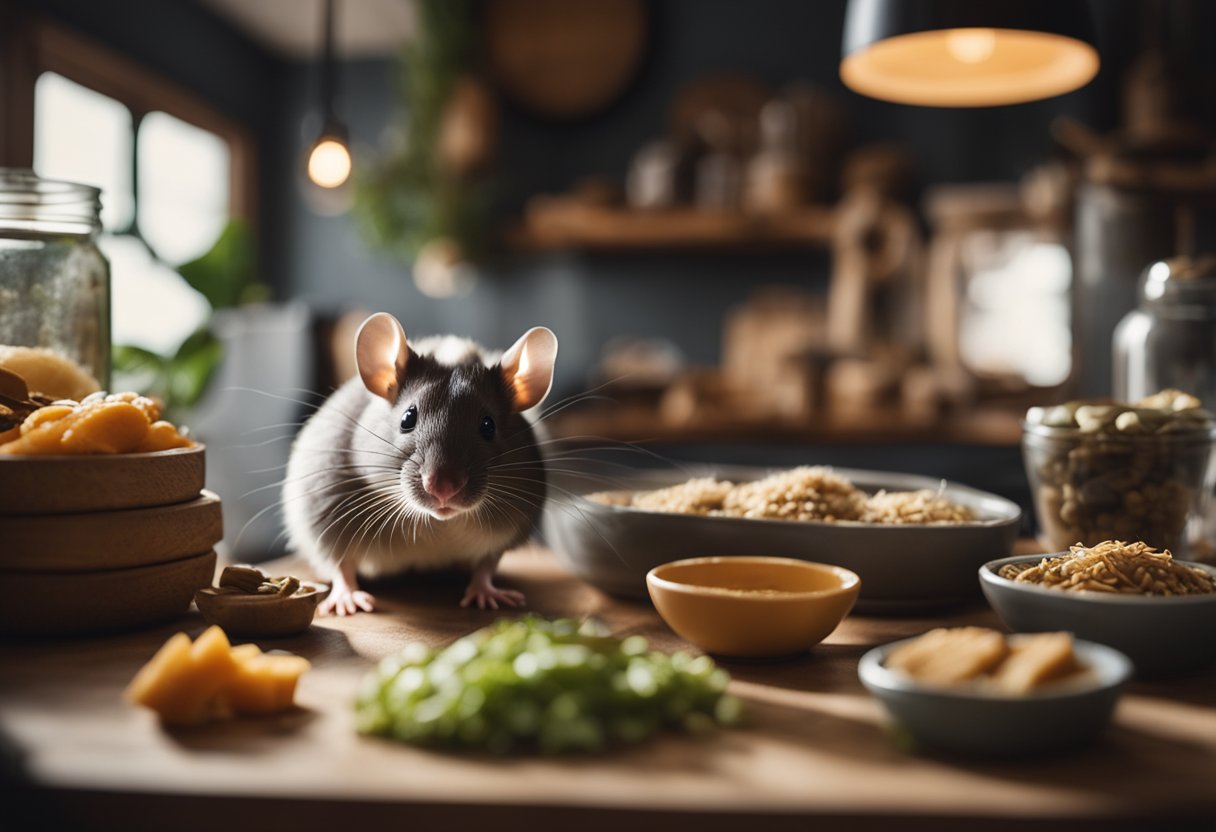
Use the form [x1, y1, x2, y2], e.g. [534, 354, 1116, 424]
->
[320, 588, 376, 617]
[460, 583, 526, 611]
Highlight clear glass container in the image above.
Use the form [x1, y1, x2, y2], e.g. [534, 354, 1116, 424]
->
[1023, 422, 1216, 557]
[1113, 255, 1216, 556]
[0, 168, 110, 396]
[1113, 255, 1216, 406]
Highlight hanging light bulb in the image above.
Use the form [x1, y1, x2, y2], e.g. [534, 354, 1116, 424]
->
[306, 0, 351, 189]
[307, 128, 351, 189]
[945, 28, 997, 64]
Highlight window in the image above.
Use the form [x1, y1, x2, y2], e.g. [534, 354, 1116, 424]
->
[18, 21, 255, 356]
[958, 231, 1072, 387]
[138, 111, 231, 265]
[33, 72, 214, 355]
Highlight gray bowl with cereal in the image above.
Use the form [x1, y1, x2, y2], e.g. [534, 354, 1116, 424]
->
[980, 544, 1216, 676]
[543, 464, 1021, 613]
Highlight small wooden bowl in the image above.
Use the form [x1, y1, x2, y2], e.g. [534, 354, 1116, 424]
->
[647, 556, 860, 658]
[194, 582, 329, 638]
[0, 550, 217, 637]
[1, 491, 223, 572]
[0, 445, 205, 515]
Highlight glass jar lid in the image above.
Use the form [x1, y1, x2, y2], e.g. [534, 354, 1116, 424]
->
[0, 168, 102, 237]
[1140, 254, 1216, 308]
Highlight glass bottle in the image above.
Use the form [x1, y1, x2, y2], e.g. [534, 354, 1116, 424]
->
[0, 168, 110, 396]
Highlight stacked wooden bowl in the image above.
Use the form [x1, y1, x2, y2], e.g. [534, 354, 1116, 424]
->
[0, 446, 222, 636]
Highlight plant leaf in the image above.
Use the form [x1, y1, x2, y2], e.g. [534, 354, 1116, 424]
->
[177, 220, 257, 309]
[168, 329, 224, 408]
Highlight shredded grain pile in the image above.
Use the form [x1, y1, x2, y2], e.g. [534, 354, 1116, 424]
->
[589, 466, 976, 526]
[631, 477, 732, 516]
[864, 489, 974, 524]
[722, 466, 867, 522]
[999, 539, 1215, 596]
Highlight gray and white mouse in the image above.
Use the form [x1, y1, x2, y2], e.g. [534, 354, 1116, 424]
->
[282, 312, 558, 615]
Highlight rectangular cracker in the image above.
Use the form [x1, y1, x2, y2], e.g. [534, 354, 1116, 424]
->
[886, 627, 1009, 684]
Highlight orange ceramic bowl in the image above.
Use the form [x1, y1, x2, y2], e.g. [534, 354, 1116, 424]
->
[646, 556, 860, 658]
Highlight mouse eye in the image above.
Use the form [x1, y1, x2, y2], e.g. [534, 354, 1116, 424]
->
[479, 415, 496, 441]
[400, 405, 418, 433]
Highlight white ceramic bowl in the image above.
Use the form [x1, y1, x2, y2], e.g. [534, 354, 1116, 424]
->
[859, 635, 1132, 757]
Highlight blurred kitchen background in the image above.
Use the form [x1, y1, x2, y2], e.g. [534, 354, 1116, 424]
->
[3, 0, 1215, 557]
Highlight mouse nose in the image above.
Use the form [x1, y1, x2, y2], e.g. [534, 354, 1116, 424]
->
[422, 471, 467, 505]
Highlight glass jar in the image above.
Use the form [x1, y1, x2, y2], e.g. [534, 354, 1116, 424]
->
[0, 169, 110, 397]
[1113, 255, 1216, 557]
[1023, 422, 1216, 557]
[1113, 255, 1216, 406]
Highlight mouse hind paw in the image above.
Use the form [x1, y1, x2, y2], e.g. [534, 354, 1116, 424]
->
[320, 587, 376, 617]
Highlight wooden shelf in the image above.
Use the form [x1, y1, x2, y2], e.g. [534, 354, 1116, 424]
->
[507, 202, 836, 253]
[548, 405, 1025, 447]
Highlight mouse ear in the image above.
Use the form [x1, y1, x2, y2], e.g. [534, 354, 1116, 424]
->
[355, 312, 410, 404]
[500, 326, 558, 412]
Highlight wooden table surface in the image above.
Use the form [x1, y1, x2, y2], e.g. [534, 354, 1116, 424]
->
[3, 543, 1215, 832]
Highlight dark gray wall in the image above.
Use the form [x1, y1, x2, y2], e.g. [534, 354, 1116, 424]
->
[278, 0, 1214, 398]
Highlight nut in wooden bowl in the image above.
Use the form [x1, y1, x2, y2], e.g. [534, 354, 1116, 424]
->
[195, 566, 329, 638]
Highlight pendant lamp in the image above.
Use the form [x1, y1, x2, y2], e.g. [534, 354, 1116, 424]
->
[840, 0, 1099, 107]
[306, 0, 352, 188]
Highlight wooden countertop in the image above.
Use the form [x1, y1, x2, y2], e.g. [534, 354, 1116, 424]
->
[3, 543, 1214, 832]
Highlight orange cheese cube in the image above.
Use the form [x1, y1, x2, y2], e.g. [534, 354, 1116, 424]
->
[124, 626, 240, 725]
[225, 652, 312, 715]
[125, 627, 309, 725]
[123, 632, 193, 714]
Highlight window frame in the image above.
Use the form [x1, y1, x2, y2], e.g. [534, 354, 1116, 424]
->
[2, 15, 256, 224]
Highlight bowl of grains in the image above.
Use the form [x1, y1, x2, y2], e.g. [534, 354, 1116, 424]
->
[543, 464, 1021, 612]
[980, 540, 1216, 675]
[859, 627, 1131, 756]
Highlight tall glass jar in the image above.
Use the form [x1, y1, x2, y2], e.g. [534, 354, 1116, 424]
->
[1113, 255, 1216, 557]
[0, 169, 110, 399]
[1113, 255, 1216, 406]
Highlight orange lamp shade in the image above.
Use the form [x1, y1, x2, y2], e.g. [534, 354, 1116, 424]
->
[840, 0, 1099, 107]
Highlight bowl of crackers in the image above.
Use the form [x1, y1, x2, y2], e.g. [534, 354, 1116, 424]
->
[859, 626, 1132, 757]
[980, 540, 1216, 676]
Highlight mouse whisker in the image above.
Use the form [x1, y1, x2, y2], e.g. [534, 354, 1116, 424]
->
[482, 481, 628, 568]
[245, 459, 400, 476]
[226, 432, 308, 450]
[360, 498, 400, 550]
[308, 476, 398, 549]
[293, 445, 407, 462]
[488, 462, 633, 487]
[350, 484, 412, 554]
[324, 511, 384, 563]
[478, 488, 534, 528]
[233, 384, 400, 454]
[235, 473, 399, 552]
[242, 464, 400, 499]
[238, 420, 310, 435]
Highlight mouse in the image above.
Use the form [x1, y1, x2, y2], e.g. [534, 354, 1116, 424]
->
[281, 312, 558, 615]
